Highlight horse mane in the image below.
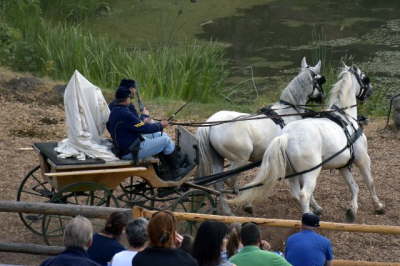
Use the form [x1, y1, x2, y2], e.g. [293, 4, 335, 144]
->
[327, 68, 354, 108]
[280, 70, 311, 105]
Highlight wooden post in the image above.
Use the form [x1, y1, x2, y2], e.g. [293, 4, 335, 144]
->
[0, 200, 130, 219]
[0, 242, 64, 255]
[133, 208, 400, 235]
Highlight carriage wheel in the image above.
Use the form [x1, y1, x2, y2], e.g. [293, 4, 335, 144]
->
[171, 189, 216, 235]
[41, 182, 118, 246]
[115, 177, 155, 209]
[16, 165, 55, 235]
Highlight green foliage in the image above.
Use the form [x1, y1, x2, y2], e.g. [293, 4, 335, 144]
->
[0, 0, 228, 102]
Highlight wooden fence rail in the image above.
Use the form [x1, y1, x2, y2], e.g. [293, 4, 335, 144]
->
[132, 206, 400, 235]
[0, 201, 399, 265]
[0, 200, 130, 219]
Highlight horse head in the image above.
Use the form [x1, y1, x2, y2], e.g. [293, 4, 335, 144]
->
[342, 63, 373, 102]
[300, 57, 326, 104]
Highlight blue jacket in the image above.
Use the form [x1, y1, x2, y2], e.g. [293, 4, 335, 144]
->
[40, 247, 100, 266]
[107, 104, 162, 157]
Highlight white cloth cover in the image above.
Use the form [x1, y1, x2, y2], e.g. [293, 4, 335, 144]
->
[55, 70, 118, 161]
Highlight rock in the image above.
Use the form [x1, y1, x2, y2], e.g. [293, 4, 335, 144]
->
[4, 77, 44, 92]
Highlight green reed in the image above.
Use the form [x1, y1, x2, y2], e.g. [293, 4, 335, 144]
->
[0, 0, 228, 102]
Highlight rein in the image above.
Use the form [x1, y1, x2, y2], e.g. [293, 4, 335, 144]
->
[167, 104, 357, 127]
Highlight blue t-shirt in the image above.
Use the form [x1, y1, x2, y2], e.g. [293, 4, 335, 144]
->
[285, 229, 333, 266]
[87, 233, 125, 266]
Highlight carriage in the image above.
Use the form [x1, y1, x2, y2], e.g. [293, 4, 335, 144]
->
[16, 125, 221, 245]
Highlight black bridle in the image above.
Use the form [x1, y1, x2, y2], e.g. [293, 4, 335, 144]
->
[349, 66, 371, 101]
[306, 66, 326, 103]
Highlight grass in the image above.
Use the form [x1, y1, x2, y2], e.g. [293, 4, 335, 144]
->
[0, 0, 229, 103]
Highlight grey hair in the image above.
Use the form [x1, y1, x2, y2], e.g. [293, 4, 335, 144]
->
[63, 216, 93, 249]
[126, 218, 148, 248]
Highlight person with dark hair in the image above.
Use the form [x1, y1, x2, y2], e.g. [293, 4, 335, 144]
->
[229, 223, 290, 266]
[40, 216, 100, 266]
[111, 218, 148, 266]
[285, 213, 333, 266]
[87, 212, 129, 266]
[132, 211, 198, 266]
[192, 221, 235, 266]
[106, 81, 193, 181]
[226, 223, 243, 258]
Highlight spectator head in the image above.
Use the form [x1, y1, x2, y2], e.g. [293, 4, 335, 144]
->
[126, 218, 148, 249]
[240, 222, 261, 246]
[192, 221, 229, 266]
[301, 213, 320, 229]
[148, 211, 177, 248]
[180, 234, 194, 254]
[227, 222, 242, 258]
[103, 211, 129, 239]
[63, 216, 93, 249]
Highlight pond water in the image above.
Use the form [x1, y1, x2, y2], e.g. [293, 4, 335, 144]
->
[197, 0, 400, 106]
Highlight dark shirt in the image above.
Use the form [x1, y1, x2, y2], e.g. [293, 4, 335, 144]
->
[132, 247, 198, 266]
[106, 104, 162, 156]
[40, 247, 100, 266]
[87, 233, 125, 266]
[285, 229, 333, 266]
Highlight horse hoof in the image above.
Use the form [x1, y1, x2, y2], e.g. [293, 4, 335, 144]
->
[243, 204, 254, 215]
[375, 208, 385, 215]
[345, 209, 356, 223]
[313, 208, 323, 216]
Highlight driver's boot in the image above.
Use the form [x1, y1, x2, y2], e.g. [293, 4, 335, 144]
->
[164, 149, 194, 181]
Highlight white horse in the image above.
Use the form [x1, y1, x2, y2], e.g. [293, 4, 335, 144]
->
[196, 57, 325, 214]
[231, 64, 385, 222]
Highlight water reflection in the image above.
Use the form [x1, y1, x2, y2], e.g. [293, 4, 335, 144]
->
[197, 0, 400, 103]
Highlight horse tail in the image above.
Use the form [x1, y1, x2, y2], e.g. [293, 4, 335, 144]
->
[230, 135, 288, 204]
[196, 126, 224, 177]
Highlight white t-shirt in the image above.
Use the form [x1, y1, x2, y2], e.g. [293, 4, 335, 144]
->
[111, 250, 138, 266]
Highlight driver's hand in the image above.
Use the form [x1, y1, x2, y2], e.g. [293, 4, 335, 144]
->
[142, 107, 150, 116]
[160, 120, 169, 128]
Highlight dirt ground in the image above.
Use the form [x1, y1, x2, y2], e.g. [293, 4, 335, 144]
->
[0, 70, 399, 265]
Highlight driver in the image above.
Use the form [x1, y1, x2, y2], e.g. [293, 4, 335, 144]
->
[107, 85, 192, 181]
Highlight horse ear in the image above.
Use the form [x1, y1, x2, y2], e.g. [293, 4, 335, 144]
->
[301, 57, 308, 69]
[314, 60, 321, 74]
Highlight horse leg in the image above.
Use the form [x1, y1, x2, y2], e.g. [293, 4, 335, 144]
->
[310, 195, 323, 215]
[298, 170, 320, 214]
[355, 154, 385, 214]
[339, 168, 359, 222]
[225, 160, 248, 194]
[212, 160, 234, 216]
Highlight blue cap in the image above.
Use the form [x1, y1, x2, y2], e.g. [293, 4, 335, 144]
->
[119, 79, 136, 89]
[115, 87, 131, 100]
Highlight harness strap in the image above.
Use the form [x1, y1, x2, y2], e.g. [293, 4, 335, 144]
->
[238, 125, 364, 193]
[258, 105, 286, 129]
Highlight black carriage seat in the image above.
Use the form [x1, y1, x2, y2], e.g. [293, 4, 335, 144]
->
[33, 142, 105, 166]
[33, 142, 159, 167]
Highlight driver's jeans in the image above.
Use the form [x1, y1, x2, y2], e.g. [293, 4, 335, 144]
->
[121, 132, 175, 160]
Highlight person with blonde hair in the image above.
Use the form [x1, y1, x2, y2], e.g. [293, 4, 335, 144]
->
[132, 211, 198, 266]
[40, 216, 100, 266]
